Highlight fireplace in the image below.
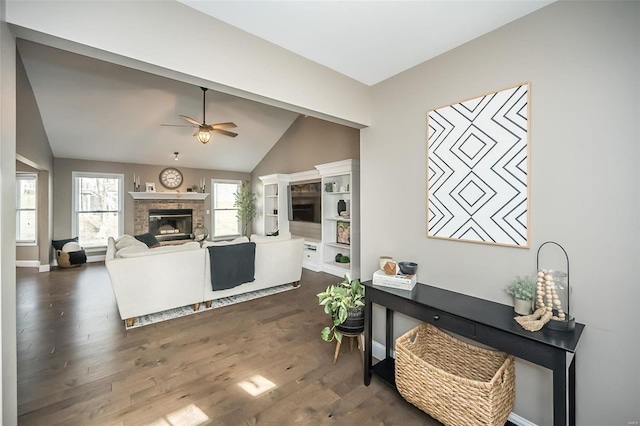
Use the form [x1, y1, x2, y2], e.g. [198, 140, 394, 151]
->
[148, 209, 193, 241]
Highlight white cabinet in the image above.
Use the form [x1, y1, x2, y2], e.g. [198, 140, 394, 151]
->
[258, 174, 290, 236]
[316, 159, 360, 279]
[302, 239, 321, 272]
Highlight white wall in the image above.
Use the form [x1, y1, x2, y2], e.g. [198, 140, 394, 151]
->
[361, 2, 639, 425]
[5, 0, 370, 128]
[0, 0, 18, 421]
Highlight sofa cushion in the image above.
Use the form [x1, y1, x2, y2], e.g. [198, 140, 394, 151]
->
[115, 245, 149, 258]
[52, 237, 78, 251]
[116, 241, 200, 258]
[115, 235, 147, 251]
[135, 232, 161, 248]
[250, 231, 291, 243]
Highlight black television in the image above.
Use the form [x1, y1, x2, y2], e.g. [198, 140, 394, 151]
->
[287, 181, 322, 223]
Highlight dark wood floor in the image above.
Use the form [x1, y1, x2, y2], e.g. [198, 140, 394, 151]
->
[16, 264, 439, 425]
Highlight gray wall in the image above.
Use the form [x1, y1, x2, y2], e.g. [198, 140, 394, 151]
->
[361, 2, 639, 425]
[53, 158, 250, 241]
[251, 115, 360, 238]
[16, 52, 54, 267]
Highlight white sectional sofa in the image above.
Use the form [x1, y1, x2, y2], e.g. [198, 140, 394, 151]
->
[105, 232, 303, 327]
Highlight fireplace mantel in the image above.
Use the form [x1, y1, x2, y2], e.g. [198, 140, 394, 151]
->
[129, 192, 209, 200]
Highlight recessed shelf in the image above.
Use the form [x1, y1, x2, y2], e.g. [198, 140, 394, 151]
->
[325, 260, 350, 270]
[326, 242, 351, 250]
[324, 191, 350, 195]
[325, 217, 350, 222]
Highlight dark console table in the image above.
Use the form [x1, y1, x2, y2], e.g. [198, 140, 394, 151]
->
[363, 281, 584, 426]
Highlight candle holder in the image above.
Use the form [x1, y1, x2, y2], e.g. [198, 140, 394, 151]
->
[536, 241, 575, 332]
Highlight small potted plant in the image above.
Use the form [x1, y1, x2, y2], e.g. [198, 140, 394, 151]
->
[506, 276, 535, 315]
[317, 273, 364, 343]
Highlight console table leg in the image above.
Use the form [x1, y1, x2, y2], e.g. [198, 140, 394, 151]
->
[569, 355, 576, 426]
[385, 308, 393, 359]
[364, 298, 372, 386]
[552, 355, 568, 426]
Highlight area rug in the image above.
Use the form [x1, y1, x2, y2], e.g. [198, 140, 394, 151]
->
[126, 283, 298, 329]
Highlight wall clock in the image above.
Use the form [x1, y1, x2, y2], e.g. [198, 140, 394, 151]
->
[159, 167, 183, 189]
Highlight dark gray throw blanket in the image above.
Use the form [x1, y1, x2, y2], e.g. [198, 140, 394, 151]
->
[207, 242, 256, 291]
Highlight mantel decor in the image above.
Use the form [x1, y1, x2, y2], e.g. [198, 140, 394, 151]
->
[427, 83, 530, 248]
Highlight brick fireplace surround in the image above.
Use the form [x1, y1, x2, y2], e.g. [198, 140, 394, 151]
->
[134, 199, 205, 236]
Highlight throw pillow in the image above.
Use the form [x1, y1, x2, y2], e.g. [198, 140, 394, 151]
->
[52, 237, 78, 251]
[61, 241, 82, 253]
[134, 232, 161, 248]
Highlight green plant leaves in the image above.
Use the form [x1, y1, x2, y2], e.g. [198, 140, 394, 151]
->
[318, 273, 366, 344]
[320, 327, 331, 341]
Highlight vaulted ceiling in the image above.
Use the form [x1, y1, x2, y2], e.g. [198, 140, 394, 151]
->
[16, 1, 553, 172]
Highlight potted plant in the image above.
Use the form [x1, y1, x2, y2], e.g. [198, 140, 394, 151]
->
[234, 181, 257, 237]
[317, 273, 364, 343]
[506, 276, 535, 315]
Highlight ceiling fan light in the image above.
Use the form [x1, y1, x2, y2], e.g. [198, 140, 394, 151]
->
[197, 129, 211, 144]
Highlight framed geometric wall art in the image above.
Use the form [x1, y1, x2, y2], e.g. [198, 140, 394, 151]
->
[427, 83, 530, 248]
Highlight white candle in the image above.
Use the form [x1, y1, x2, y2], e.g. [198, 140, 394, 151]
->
[133, 173, 136, 184]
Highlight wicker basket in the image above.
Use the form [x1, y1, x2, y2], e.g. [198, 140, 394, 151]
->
[395, 323, 515, 426]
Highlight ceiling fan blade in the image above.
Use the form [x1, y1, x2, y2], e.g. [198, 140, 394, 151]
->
[212, 122, 237, 129]
[161, 124, 197, 128]
[193, 129, 200, 137]
[180, 115, 203, 126]
[214, 129, 238, 138]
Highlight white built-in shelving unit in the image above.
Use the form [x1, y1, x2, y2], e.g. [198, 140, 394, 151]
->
[258, 174, 290, 236]
[316, 159, 360, 279]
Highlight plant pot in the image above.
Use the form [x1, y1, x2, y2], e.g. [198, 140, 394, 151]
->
[514, 298, 532, 316]
[336, 306, 365, 334]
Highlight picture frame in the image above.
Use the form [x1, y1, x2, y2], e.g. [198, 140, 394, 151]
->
[336, 221, 350, 245]
[427, 82, 530, 248]
[145, 182, 156, 192]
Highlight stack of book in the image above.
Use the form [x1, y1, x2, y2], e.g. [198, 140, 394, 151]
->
[372, 269, 417, 291]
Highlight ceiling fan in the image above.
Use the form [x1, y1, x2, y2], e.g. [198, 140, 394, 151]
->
[162, 87, 238, 143]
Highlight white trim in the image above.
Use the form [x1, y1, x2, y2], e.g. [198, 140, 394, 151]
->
[87, 254, 105, 263]
[128, 191, 209, 200]
[371, 339, 537, 426]
[16, 260, 39, 268]
[39, 264, 50, 272]
[72, 171, 124, 246]
[211, 179, 242, 238]
[258, 174, 290, 185]
[288, 169, 320, 183]
[507, 413, 538, 426]
[16, 172, 38, 244]
[315, 159, 359, 177]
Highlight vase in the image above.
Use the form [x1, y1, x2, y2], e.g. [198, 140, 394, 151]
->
[336, 306, 365, 334]
[337, 199, 346, 216]
[514, 298, 532, 316]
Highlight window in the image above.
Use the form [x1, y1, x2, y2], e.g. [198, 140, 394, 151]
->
[16, 173, 37, 244]
[211, 180, 241, 238]
[73, 172, 123, 247]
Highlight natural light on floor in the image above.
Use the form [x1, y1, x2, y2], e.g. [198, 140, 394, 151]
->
[145, 404, 209, 426]
[237, 375, 276, 397]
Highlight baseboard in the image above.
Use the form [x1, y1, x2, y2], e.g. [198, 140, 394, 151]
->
[302, 263, 322, 272]
[39, 264, 50, 272]
[87, 254, 105, 263]
[16, 260, 39, 268]
[372, 340, 537, 426]
[507, 413, 537, 426]
[372, 339, 394, 360]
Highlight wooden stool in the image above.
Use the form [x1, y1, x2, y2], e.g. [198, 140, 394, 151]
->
[333, 332, 364, 365]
